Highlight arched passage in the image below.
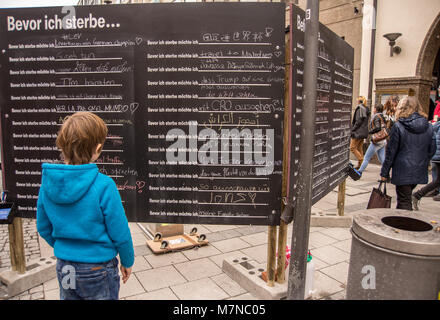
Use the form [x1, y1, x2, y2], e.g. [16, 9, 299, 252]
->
[416, 12, 440, 113]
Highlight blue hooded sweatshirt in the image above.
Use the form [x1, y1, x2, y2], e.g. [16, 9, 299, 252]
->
[36, 163, 134, 268]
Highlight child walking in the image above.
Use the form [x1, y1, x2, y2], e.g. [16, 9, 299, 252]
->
[36, 112, 134, 300]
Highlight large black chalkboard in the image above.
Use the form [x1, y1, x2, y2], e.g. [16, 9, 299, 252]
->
[288, 5, 354, 206]
[0, 3, 285, 225]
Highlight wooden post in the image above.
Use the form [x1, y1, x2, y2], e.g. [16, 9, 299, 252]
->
[266, 225, 277, 287]
[337, 179, 346, 216]
[8, 217, 26, 274]
[276, 29, 291, 284]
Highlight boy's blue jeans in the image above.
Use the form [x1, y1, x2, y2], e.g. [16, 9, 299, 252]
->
[56, 257, 120, 300]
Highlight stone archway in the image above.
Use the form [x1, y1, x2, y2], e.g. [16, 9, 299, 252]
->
[416, 12, 440, 113]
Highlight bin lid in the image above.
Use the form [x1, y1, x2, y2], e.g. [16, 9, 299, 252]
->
[351, 209, 440, 256]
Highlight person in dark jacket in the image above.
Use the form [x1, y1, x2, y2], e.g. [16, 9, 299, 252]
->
[350, 96, 370, 169]
[412, 120, 440, 209]
[357, 104, 387, 175]
[380, 96, 436, 210]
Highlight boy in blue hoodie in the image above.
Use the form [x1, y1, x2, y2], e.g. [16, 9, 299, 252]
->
[36, 111, 134, 300]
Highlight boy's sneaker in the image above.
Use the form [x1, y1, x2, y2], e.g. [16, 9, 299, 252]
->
[412, 195, 420, 211]
[433, 194, 440, 201]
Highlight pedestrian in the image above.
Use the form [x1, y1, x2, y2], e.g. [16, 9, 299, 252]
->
[431, 98, 440, 124]
[383, 95, 398, 129]
[412, 119, 440, 209]
[350, 96, 370, 169]
[36, 112, 134, 300]
[380, 96, 436, 210]
[357, 104, 387, 175]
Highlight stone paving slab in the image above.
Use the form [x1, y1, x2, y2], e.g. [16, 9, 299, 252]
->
[311, 245, 351, 265]
[174, 258, 223, 282]
[144, 251, 189, 268]
[211, 238, 251, 253]
[119, 274, 145, 299]
[171, 277, 229, 300]
[320, 262, 350, 285]
[210, 273, 247, 297]
[181, 244, 222, 261]
[239, 232, 268, 246]
[135, 265, 187, 292]
[124, 287, 178, 300]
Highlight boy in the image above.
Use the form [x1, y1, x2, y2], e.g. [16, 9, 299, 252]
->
[36, 112, 134, 300]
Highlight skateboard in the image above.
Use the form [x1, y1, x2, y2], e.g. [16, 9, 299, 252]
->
[146, 227, 209, 254]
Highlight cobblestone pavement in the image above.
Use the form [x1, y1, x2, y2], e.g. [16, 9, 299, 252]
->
[1, 164, 439, 300]
[0, 218, 41, 274]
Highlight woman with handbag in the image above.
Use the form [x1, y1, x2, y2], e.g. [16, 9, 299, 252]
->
[412, 119, 440, 210]
[357, 104, 388, 175]
[380, 96, 436, 210]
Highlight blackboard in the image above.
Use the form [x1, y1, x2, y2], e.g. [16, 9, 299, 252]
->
[288, 5, 354, 206]
[0, 3, 285, 225]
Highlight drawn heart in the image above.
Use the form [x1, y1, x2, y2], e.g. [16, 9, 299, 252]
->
[130, 102, 139, 114]
[136, 181, 146, 193]
[135, 37, 143, 45]
[274, 51, 282, 58]
[265, 27, 274, 37]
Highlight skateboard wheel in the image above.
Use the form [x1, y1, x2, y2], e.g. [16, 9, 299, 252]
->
[197, 234, 206, 242]
[190, 227, 198, 236]
[160, 240, 168, 249]
[154, 232, 162, 242]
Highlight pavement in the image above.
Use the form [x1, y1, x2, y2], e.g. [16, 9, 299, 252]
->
[1, 163, 439, 300]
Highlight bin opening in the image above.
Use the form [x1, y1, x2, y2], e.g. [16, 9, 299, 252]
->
[381, 216, 433, 232]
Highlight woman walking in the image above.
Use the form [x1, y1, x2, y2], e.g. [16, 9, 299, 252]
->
[358, 104, 387, 175]
[380, 96, 436, 210]
[412, 119, 440, 209]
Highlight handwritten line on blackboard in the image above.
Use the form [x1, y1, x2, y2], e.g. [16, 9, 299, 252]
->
[198, 203, 269, 206]
[199, 43, 272, 45]
[198, 124, 271, 127]
[108, 175, 124, 178]
[198, 97, 271, 100]
[54, 71, 123, 74]
[55, 58, 123, 61]
[198, 190, 270, 193]
[199, 164, 268, 167]
[198, 111, 271, 114]
[198, 84, 270, 86]
[107, 136, 123, 139]
[198, 177, 269, 180]
[56, 111, 123, 113]
[95, 163, 124, 165]
[197, 215, 268, 219]
[56, 123, 123, 127]
[102, 150, 124, 152]
[54, 98, 123, 100]
[198, 70, 271, 73]
[54, 44, 123, 48]
[199, 56, 271, 59]
[55, 84, 123, 87]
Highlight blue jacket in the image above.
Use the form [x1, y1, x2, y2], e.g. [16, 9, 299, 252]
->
[36, 163, 134, 268]
[432, 121, 440, 162]
[381, 113, 436, 185]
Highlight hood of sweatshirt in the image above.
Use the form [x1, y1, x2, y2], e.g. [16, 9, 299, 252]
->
[41, 163, 99, 205]
[398, 112, 430, 134]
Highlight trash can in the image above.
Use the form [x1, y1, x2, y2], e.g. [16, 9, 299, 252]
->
[346, 209, 440, 300]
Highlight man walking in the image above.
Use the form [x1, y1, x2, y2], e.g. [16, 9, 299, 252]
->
[350, 96, 370, 169]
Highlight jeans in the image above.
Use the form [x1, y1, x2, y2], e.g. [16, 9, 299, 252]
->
[395, 184, 417, 211]
[56, 257, 120, 300]
[358, 142, 386, 173]
[414, 162, 440, 199]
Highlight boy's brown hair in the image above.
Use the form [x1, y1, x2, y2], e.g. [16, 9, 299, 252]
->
[56, 112, 108, 165]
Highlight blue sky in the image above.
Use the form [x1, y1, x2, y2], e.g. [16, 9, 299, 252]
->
[0, 0, 78, 8]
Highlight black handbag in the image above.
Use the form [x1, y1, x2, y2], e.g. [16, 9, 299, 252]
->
[367, 181, 392, 209]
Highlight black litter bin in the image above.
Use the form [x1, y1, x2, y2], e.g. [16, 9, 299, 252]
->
[346, 209, 440, 300]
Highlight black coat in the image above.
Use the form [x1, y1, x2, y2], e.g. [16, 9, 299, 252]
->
[380, 113, 436, 185]
[351, 104, 369, 139]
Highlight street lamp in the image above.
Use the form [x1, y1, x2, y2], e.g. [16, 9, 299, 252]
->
[383, 33, 402, 57]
